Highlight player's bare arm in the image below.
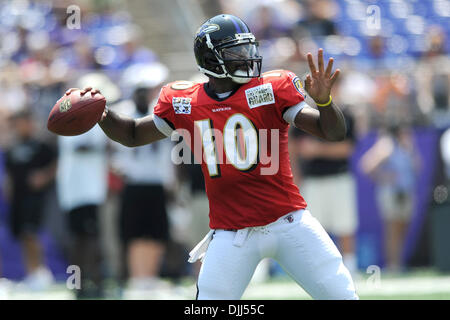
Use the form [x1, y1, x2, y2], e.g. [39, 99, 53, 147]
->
[98, 107, 167, 147]
[294, 49, 346, 142]
[64, 87, 167, 147]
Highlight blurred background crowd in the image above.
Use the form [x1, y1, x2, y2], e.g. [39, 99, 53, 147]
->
[0, 0, 449, 299]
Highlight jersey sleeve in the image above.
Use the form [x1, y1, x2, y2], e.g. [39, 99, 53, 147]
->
[153, 85, 177, 134]
[272, 71, 307, 125]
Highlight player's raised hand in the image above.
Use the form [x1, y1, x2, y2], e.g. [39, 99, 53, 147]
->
[305, 49, 340, 105]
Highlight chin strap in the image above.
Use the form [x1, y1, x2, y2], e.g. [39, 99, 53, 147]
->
[231, 76, 251, 84]
[198, 65, 252, 84]
[198, 65, 228, 79]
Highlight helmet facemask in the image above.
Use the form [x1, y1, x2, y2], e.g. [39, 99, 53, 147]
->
[199, 33, 262, 83]
[221, 42, 262, 83]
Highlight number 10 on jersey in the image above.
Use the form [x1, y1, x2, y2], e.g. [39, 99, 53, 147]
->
[194, 113, 279, 177]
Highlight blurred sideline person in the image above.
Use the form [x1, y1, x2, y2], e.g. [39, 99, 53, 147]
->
[360, 124, 419, 272]
[56, 125, 108, 299]
[176, 74, 210, 277]
[111, 62, 175, 292]
[291, 108, 358, 274]
[56, 73, 119, 299]
[178, 157, 209, 277]
[4, 109, 56, 290]
[440, 127, 450, 185]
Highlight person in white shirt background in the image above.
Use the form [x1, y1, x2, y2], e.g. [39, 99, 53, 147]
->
[110, 62, 176, 294]
[56, 74, 116, 299]
[57, 121, 109, 298]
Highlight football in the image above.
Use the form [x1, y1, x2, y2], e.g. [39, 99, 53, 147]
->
[47, 90, 106, 136]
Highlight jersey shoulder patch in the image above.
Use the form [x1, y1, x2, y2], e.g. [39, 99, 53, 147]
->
[170, 80, 196, 90]
[160, 81, 200, 102]
[263, 70, 306, 98]
[290, 75, 306, 98]
[159, 81, 201, 116]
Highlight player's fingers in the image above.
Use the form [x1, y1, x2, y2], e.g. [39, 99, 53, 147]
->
[330, 69, 341, 86]
[318, 49, 324, 73]
[325, 57, 334, 78]
[91, 88, 101, 95]
[80, 87, 92, 95]
[307, 52, 317, 75]
[65, 88, 79, 95]
[305, 74, 312, 90]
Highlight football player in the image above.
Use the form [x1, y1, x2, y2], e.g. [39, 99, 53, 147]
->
[66, 14, 357, 300]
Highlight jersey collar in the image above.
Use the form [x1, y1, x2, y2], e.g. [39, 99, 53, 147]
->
[202, 82, 243, 102]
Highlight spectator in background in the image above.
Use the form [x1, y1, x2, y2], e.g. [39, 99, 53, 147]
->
[294, 0, 339, 38]
[290, 107, 358, 275]
[0, 63, 28, 117]
[368, 35, 385, 60]
[338, 68, 376, 137]
[56, 125, 108, 299]
[20, 45, 69, 125]
[414, 26, 449, 125]
[422, 25, 447, 58]
[63, 35, 100, 72]
[0, 63, 28, 147]
[111, 62, 175, 294]
[247, 4, 291, 41]
[56, 72, 120, 299]
[105, 24, 158, 71]
[362, 36, 390, 72]
[360, 124, 420, 272]
[371, 72, 417, 130]
[4, 109, 57, 290]
[440, 128, 450, 184]
[178, 156, 209, 277]
[0, 148, 5, 286]
[10, 26, 29, 64]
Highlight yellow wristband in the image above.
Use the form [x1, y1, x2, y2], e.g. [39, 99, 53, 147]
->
[315, 95, 332, 107]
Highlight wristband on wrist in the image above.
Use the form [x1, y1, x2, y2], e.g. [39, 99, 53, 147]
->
[315, 95, 332, 107]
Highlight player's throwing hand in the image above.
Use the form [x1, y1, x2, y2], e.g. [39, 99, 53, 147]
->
[64, 87, 108, 122]
[305, 49, 340, 105]
[65, 87, 101, 96]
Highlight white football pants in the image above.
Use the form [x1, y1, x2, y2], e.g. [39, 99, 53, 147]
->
[196, 209, 358, 300]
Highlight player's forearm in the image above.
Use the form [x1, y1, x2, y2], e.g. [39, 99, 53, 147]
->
[317, 101, 347, 141]
[98, 108, 137, 147]
[99, 108, 167, 147]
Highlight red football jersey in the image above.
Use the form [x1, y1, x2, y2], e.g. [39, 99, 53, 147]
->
[154, 69, 307, 229]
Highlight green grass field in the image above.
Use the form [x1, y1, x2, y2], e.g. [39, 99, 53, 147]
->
[242, 270, 450, 300]
[1, 268, 449, 300]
